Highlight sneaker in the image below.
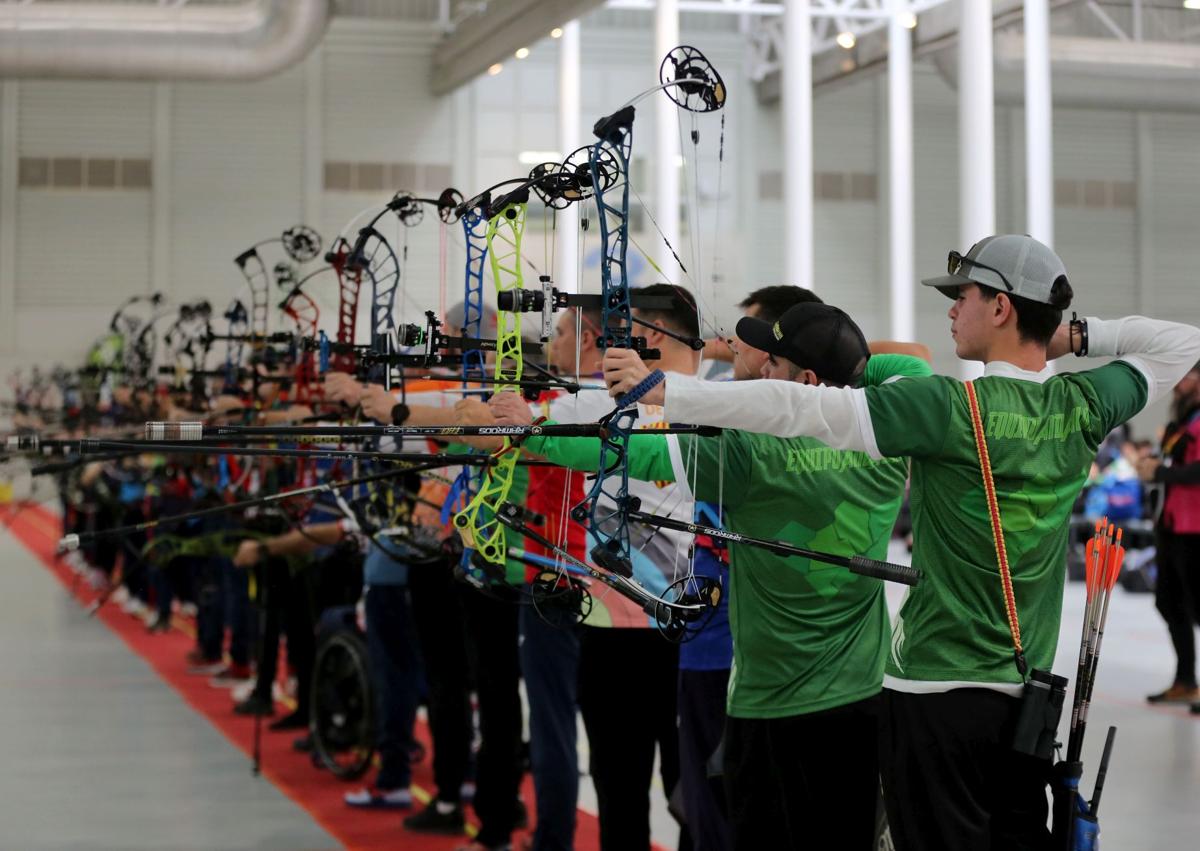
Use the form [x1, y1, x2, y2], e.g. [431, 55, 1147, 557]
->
[1147, 683, 1200, 704]
[178, 601, 198, 619]
[233, 693, 275, 717]
[344, 786, 414, 810]
[404, 801, 466, 835]
[121, 596, 147, 617]
[232, 679, 286, 704]
[209, 663, 253, 688]
[144, 611, 171, 633]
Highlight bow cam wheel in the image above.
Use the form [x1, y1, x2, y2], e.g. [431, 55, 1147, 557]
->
[659, 46, 726, 113]
[437, 188, 465, 223]
[282, 225, 323, 263]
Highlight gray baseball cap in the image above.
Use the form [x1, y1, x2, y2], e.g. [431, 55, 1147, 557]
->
[922, 234, 1069, 305]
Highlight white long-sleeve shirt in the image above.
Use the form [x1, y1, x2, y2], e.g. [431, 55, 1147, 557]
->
[663, 316, 1200, 458]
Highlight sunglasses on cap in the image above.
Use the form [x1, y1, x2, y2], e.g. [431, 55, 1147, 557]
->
[948, 250, 1014, 292]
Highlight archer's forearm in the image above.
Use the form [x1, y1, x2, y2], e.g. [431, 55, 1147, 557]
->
[526, 424, 676, 481]
[264, 522, 344, 557]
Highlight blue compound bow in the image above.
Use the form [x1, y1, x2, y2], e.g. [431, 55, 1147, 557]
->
[570, 45, 726, 582]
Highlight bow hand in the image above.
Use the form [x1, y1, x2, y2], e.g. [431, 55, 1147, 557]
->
[603, 349, 664, 406]
[488, 392, 534, 426]
[360, 383, 397, 422]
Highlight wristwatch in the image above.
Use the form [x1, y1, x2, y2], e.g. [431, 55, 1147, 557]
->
[1070, 313, 1088, 357]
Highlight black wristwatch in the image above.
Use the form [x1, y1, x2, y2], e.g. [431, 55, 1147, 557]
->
[391, 402, 410, 426]
[1070, 313, 1088, 357]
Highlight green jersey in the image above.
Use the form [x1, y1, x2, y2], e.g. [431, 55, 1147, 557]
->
[527, 354, 932, 717]
[864, 362, 1147, 689]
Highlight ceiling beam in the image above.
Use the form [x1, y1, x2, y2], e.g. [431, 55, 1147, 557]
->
[431, 0, 606, 96]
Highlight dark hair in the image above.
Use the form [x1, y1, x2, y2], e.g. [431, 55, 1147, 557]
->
[631, 284, 700, 339]
[568, 305, 604, 338]
[977, 277, 1073, 346]
[738, 285, 822, 324]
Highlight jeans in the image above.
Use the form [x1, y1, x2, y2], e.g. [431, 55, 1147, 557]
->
[365, 583, 421, 790]
[520, 603, 581, 851]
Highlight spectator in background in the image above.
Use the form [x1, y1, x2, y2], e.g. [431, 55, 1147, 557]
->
[1138, 361, 1200, 708]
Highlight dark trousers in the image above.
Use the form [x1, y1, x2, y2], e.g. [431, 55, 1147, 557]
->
[198, 557, 251, 665]
[1154, 530, 1200, 687]
[253, 559, 316, 718]
[365, 584, 421, 790]
[880, 688, 1051, 851]
[724, 695, 879, 851]
[462, 586, 524, 848]
[197, 557, 225, 661]
[678, 669, 732, 851]
[520, 603, 581, 851]
[407, 559, 472, 803]
[579, 627, 681, 851]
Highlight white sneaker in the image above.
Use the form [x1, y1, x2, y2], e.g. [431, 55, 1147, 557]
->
[111, 586, 130, 606]
[344, 786, 414, 809]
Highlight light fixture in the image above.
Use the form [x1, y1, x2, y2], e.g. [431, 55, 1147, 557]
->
[901, 11, 918, 29]
[488, 62, 503, 76]
[550, 27, 564, 38]
[836, 31, 856, 50]
[515, 47, 530, 59]
[518, 150, 563, 165]
[1185, 0, 1200, 9]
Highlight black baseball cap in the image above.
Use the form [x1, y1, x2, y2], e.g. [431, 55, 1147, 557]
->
[735, 302, 870, 386]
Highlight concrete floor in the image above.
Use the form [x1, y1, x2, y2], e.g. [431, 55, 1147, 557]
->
[2, 521, 1196, 850]
[0, 531, 337, 851]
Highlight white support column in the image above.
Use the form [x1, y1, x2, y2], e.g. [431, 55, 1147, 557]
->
[959, 0, 995, 248]
[888, 0, 914, 341]
[1135, 113, 1154, 317]
[302, 49, 324, 233]
[654, 0, 680, 281]
[151, 83, 172, 299]
[0, 82, 18, 356]
[557, 19, 581, 293]
[959, 0, 995, 377]
[1023, 0, 1053, 247]
[782, 0, 813, 290]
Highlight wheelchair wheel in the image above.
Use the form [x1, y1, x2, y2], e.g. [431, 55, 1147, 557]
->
[310, 628, 375, 780]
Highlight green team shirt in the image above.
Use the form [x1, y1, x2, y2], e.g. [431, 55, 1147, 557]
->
[864, 362, 1147, 688]
[527, 354, 932, 718]
[445, 441, 529, 585]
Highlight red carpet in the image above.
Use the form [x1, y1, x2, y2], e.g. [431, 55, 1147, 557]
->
[1, 501, 648, 851]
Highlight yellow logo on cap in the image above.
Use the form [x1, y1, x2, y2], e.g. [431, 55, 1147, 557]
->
[772, 321, 783, 341]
